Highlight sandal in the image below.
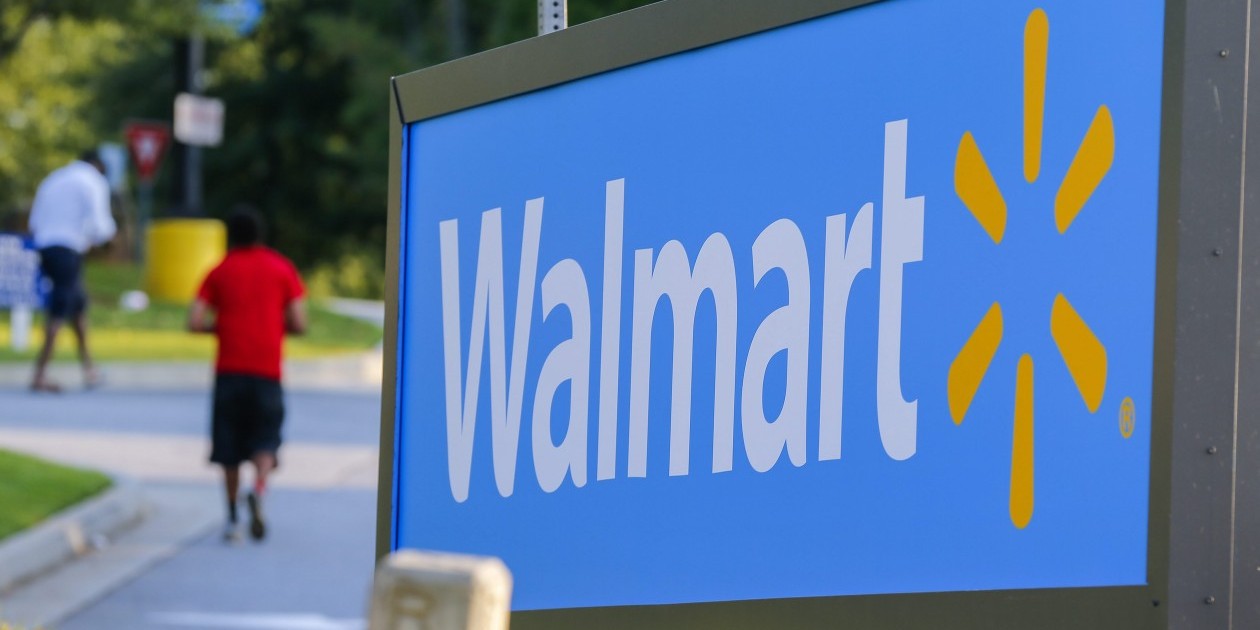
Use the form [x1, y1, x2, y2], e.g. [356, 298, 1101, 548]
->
[84, 370, 105, 390]
[30, 380, 63, 393]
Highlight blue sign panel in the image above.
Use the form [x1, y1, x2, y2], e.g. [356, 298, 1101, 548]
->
[0, 234, 43, 309]
[202, 0, 264, 36]
[395, 0, 1164, 610]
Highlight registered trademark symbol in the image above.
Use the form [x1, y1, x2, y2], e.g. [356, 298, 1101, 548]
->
[1119, 397, 1136, 438]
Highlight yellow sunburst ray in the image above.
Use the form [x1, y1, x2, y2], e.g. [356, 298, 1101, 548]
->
[1024, 9, 1048, 184]
[1054, 105, 1115, 234]
[950, 7, 1117, 531]
[1050, 293, 1107, 412]
[1010, 354, 1035, 529]
[948, 302, 1004, 424]
[955, 132, 1008, 244]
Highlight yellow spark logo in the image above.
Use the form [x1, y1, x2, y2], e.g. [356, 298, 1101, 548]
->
[949, 8, 1115, 529]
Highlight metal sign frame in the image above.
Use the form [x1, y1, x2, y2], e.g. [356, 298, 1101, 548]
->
[380, 0, 1260, 626]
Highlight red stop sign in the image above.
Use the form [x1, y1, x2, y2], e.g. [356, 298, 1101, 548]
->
[124, 121, 171, 184]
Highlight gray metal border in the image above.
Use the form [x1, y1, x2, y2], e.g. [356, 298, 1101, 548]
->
[1166, 0, 1254, 627]
[378, 0, 1260, 626]
[376, 88, 404, 561]
[1232, 1, 1260, 623]
[392, 0, 885, 122]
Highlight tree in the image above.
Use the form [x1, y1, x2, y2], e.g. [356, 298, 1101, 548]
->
[0, 0, 200, 228]
[196, 0, 657, 295]
[0, 17, 130, 227]
[1, 0, 659, 296]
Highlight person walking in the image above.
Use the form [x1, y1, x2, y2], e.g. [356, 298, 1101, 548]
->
[188, 207, 307, 543]
[28, 149, 117, 393]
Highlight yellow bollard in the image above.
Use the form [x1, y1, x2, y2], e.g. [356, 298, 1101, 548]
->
[144, 218, 226, 304]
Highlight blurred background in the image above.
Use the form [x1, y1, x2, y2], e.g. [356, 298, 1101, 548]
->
[0, 2, 657, 628]
[0, 0, 656, 301]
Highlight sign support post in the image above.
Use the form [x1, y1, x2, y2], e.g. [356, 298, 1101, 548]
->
[9, 304, 30, 352]
[538, 0, 566, 34]
[124, 121, 172, 263]
[137, 183, 153, 263]
[171, 35, 205, 216]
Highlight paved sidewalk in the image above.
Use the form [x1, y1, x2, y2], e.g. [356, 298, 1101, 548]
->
[0, 480, 144, 596]
[0, 387, 381, 628]
[0, 348, 383, 393]
[324, 298, 386, 329]
[0, 299, 386, 626]
[0, 428, 376, 489]
[0, 484, 219, 628]
[64, 486, 376, 630]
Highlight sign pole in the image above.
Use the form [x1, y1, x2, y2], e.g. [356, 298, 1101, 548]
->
[10, 304, 30, 352]
[136, 182, 154, 263]
[124, 120, 172, 263]
[171, 35, 206, 216]
[538, 0, 566, 35]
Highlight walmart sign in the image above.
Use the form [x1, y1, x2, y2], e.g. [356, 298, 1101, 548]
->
[394, 0, 1164, 610]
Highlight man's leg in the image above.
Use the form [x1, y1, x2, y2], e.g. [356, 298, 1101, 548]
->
[70, 312, 100, 386]
[246, 451, 275, 540]
[31, 317, 63, 392]
[33, 247, 79, 393]
[222, 465, 242, 542]
[245, 378, 283, 541]
[224, 465, 241, 510]
[251, 451, 275, 496]
[212, 375, 247, 542]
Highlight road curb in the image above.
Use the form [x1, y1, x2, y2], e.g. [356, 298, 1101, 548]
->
[0, 478, 145, 596]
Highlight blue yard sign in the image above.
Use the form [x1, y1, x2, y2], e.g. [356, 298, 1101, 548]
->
[0, 234, 43, 309]
[393, 0, 1164, 610]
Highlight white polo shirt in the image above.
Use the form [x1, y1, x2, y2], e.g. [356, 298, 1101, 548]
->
[28, 160, 116, 253]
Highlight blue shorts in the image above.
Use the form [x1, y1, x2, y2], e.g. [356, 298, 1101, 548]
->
[38, 246, 86, 319]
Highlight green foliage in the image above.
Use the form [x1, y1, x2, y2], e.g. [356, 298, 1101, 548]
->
[307, 250, 387, 300]
[0, 0, 201, 230]
[0, 448, 111, 541]
[0, 0, 203, 54]
[1, 1, 126, 58]
[0, 0, 659, 296]
[0, 18, 128, 226]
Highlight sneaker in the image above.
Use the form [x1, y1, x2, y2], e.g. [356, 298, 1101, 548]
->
[246, 492, 266, 541]
[222, 521, 243, 544]
[84, 368, 105, 390]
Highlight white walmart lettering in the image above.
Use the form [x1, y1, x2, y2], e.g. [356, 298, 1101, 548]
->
[437, 119, 923, 501]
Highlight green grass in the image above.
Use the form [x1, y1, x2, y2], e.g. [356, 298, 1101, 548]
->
[0, 261, 382, 362]
[0, 449, 111, 541]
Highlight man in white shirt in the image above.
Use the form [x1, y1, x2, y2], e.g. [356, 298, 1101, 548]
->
[28, 149, 117, 392]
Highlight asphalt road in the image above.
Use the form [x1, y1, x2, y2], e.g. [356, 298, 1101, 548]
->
[0, 386, 381, 630]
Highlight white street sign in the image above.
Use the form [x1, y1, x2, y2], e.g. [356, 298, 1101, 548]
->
[173, 93, 225, 147]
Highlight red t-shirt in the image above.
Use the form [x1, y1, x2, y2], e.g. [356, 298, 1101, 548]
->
[197, 246, 305, 380]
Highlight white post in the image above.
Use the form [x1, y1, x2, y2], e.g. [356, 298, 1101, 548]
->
[10, 305, 31, 352]
[368, 550, 512, 630]
[539, 0, 567, 34]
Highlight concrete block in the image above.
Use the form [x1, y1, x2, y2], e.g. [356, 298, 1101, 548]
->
[369, 550, 511, 630]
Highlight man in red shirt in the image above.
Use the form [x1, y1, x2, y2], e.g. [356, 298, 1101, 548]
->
[188, 207, 307, 543]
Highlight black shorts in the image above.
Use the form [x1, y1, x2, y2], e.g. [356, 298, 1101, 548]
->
[39, 246, 86, 319]
[210, 374, 285, 467]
